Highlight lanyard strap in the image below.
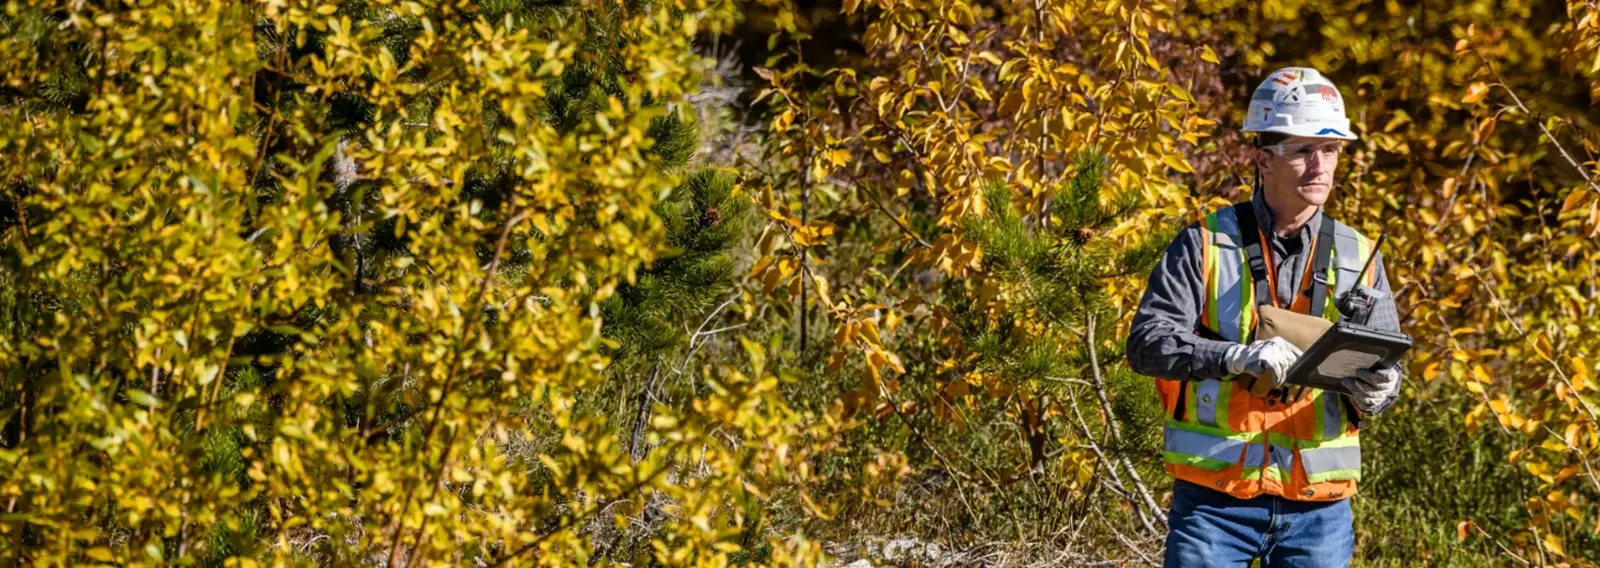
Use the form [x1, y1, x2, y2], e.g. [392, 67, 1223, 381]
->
[1233, 202, 1334, 319]
[1306, 216, 1337, 317]
[1234, 203, 1274, 314]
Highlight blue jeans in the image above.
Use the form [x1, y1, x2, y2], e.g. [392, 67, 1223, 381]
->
[1164, 479, 1354, 568]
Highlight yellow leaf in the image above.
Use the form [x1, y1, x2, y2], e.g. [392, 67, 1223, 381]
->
[1570, 357, 1591, 392]
[998, 88, 1025, 116]
[1200, 46, 1220, 64]
[1466, 381, 1485, 394]
[1462, 82, 1490, 104]
[1474, 116, 1497, 142]
[762, 263, 786, 294]
[1522, 419, 1543, 436]
[861, 318, 884, 348]
[1561, 188, 1590, 217]
[1544, 532, 1565, 558]
[943, 378, 970, 398]
[811, 272, 833, 311]
[1555, 463, 1581, 485]
[86, 547, 114, 562]
[829, 148, 853, 167]
[1470, 364, 1494, 384]
[1161, 153, 1194, 174]
[1536, 334, 1555, 360]
[747, 256, 774, 280]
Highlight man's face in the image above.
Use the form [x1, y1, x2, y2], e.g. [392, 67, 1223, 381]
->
[1255, 134, 1344, 208]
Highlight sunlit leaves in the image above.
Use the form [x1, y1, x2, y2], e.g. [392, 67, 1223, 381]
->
[0, 0, 830, 565]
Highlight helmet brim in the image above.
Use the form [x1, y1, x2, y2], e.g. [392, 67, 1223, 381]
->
[1243, 124, 1359, 141]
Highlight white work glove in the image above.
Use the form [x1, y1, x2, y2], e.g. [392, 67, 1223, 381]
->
[1342, 366, 1402, 414]
[1224, 337, 1303, 388]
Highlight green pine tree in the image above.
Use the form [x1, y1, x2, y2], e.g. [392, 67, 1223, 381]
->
[945, 149, 1171, 474]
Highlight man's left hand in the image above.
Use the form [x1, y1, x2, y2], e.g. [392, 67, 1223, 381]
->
[1342, 366, 1401, 414]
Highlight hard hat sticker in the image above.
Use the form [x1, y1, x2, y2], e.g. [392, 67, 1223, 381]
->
[1305, 84, 1341, 102]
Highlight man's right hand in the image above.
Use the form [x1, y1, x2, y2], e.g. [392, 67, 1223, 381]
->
[1224, 337, 1303, 386]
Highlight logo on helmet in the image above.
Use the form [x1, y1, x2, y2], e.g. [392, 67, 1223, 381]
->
[1314, 128, 1348, 137]
[1304, 84, 1341, 102]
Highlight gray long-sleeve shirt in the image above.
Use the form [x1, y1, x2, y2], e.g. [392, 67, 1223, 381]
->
[1125, 192, 1403, 413]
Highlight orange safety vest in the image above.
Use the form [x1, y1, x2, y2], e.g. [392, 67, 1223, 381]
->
[1153, 204, 1378, 501]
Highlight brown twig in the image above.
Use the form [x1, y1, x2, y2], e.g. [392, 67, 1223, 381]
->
[196, 334, 238, 430]
[630, 360, 664, 463]
[247, 33, 287, 189]
[488, 440, 687, 566]
[1539, 425, 1600, 497]
[836, 169, 932, 248]
[1469, 522, 1533, 566]
[1062, 388, 1159, 537]
[1088, 495, 1159, 566]
[1083, 315, 1166, 526]
[385, 208, 532, 566]
[1473, 49, 1600, 197]
[1474, 275, 1600, 425]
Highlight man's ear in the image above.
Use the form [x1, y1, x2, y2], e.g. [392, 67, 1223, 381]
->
[1252, 148, 1272, 174]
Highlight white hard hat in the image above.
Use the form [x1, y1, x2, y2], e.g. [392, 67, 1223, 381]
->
[1242, 67, 1357, 141]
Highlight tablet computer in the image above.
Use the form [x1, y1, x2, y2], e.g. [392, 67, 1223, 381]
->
[1283, 320, 1413, 394]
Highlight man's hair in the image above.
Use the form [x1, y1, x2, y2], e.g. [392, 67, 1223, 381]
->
[1254, 131, 1289, 147]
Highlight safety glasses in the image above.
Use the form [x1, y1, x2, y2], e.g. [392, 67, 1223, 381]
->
[1260, 142, 1345, 164]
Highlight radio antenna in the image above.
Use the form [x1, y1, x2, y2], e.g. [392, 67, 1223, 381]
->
[1354, 231, 1385, 286]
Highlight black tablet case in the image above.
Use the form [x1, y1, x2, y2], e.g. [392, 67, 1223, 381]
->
[1283, 321, 1413, 394]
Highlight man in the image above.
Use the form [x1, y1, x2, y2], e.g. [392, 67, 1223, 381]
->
[1125, 67, 1405, 567]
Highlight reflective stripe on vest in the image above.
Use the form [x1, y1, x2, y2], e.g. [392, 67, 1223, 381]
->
[1298, 434, 1362, 483]
[1205, 209, 1248, 342]
[1242, 437, 1295, 483]
[1162, 419, 1257, 470]
[1190, 379, 1230, 427]
[1317, 389, 1346, 441]
[1164, 207, 1377, 489]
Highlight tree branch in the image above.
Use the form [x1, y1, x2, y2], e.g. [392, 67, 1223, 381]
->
[386, 208, 532, 566]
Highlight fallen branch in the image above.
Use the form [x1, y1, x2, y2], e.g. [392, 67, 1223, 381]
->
[1469, 522, 1533, 566]
[1088, 496, 1160, 567]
